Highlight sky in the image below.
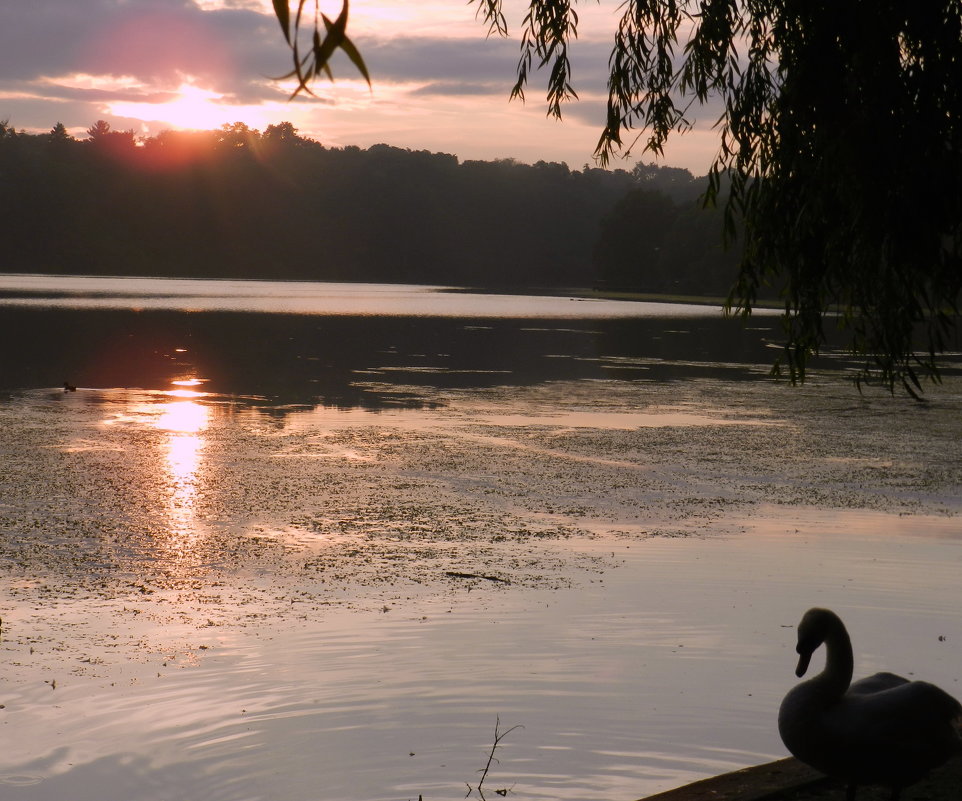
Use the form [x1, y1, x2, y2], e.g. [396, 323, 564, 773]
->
[0, 1, 722, 174]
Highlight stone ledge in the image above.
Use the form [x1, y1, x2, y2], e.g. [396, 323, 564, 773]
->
[638, 754, 962, 801]
[637, 758, 827, 801]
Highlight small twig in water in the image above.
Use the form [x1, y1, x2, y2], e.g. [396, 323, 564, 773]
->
[446, 571, 511, 584]
[467, 716, 523, 799]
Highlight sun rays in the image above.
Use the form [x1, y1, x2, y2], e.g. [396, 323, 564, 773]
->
[108, 81, 258, 132]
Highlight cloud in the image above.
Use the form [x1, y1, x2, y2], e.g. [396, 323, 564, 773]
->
[0, 1, 284, 92]
[407, 80, 504, 98]
[359, 35, 519, 87]
[0, 1, 719, 171]
[359, 33, 614, 95]
[557, 98, 610, 128]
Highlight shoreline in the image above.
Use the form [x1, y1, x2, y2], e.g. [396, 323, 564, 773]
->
[641, 754, 962, 801]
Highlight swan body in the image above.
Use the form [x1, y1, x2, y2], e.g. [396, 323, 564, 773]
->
[778, 608, 962, 801]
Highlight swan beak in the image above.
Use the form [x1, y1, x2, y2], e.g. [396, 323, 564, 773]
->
[795, 649, 812, 677]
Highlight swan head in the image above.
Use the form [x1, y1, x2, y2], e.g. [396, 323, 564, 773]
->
[794, 607, 844, 677]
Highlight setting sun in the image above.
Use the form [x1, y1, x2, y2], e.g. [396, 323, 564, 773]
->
[108, 81, 262, 132]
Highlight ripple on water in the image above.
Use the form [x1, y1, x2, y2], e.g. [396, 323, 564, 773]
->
[1, 377, 961, 801]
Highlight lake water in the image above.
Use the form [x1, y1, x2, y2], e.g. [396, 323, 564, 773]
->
[0, 274, 960, 801]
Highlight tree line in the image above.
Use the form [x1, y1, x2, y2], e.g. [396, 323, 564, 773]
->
[271, 1, 961, 392]
[0, 119, 739, 295]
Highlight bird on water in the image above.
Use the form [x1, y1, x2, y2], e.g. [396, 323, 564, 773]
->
[778, 607, 962, 801]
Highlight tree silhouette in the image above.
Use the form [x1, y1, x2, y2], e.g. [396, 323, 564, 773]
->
[2, 121, 690, 289]
[271, 1, 962, 393]
[594, 188, 677, 291]
[216, 122, 260, 150]
[263, 121, 302, 144]
[85, 119, 136, 160]
[85, 119, 113, 141]
[48, 122, 72, 144]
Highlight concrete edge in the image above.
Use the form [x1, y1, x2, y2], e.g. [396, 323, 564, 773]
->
[635, 757, 829, 801]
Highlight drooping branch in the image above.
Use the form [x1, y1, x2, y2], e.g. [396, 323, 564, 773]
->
[268, 0, 962, 395]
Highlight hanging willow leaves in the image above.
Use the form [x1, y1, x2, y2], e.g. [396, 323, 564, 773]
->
[272, 0, 291, 44]
[272, 0, 370, 96]
[270, 0, 962, 395]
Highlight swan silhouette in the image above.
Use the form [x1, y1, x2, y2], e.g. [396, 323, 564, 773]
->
[778, 607, 962, 800]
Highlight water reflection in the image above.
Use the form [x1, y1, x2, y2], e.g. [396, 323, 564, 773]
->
[98, 384, 212, 562]
[0, 307, 787, 408]
[157, 398, 208, 432]
[3, 276, 960, 408]
[0, 274, 721, 318]
[154, 390, 209, 556]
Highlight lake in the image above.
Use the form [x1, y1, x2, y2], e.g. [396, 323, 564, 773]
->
[0, 274, 960, 801]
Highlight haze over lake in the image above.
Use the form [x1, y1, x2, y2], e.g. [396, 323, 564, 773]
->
[0, 274, 726, 317]
[0, 274, 960, 801]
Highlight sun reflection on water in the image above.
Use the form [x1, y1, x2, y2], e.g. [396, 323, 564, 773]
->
[99, 382, 214, 567]
[153, 386, 210, 560]
[157, 398, 208, 434]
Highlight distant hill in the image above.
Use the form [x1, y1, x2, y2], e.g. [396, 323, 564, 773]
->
[0, 120, 740, 295]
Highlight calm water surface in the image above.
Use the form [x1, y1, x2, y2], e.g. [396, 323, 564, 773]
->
[0, 275, 960, 801]
[0, 275, 786, 403]
[0, 273, 726, 317]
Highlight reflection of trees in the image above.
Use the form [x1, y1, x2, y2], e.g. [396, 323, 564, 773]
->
[0, 307, 791, 413]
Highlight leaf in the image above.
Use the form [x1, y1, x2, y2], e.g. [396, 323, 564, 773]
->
[318, 7, 371, 87]
[337, 31, 372, 86]
[272, 0, 291, 44]
[314, 6, 349, 70]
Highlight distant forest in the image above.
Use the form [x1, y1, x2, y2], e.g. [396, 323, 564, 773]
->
[0, 120, 740, 294]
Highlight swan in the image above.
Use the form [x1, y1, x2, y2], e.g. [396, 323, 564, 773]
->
[778, 607, 962, 801]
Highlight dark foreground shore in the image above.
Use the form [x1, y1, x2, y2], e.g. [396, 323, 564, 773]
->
[641, 755, 962, 801]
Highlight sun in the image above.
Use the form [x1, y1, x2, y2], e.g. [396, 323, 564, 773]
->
[108, 81, 262, 131]
[154, 84, 231, 130]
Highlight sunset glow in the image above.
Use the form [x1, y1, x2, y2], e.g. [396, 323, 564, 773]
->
[2, 1, 718, 174]
[108, 82, 257, 132]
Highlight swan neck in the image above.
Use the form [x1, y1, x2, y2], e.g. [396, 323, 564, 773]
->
[820, 625, 854, 693]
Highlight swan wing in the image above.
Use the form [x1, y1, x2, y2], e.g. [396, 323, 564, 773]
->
[845, 680, 960, 727]
[848, 671, 909, 695]
[805, 687, 957, 788]
[825, 682, 962, 774]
